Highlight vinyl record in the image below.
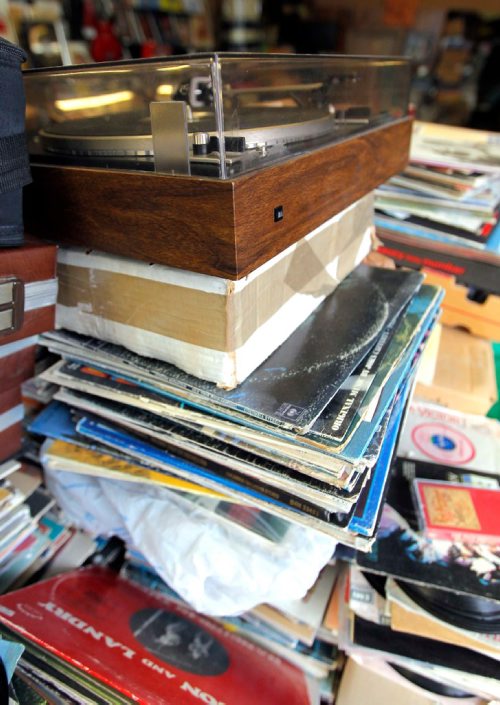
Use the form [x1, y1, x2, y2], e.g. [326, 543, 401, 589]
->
[361, 571, 387, 598]
[395, 579, 500, 634]
[389, 662, 473, 698]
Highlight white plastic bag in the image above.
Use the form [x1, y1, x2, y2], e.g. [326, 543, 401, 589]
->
[44, 465, 336, 616]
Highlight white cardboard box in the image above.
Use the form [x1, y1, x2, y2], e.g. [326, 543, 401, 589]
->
[56, 194, 374, 387]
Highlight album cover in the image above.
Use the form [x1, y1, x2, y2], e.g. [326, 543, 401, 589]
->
[318, 290, 441, 464]
[312, 283, 438, 444]
[375, 212, 490, 250]
[347, 376, 410, 538]
[413, 480, 500, 545]
[0, 566, 318, 705]
[397, 401, 500, 476]
[356, 505, 500, 602]
[391, 457, 500, 530]
[351, 615, 500, 681]
[410, 121, 500, 173]
[377, 228, 500, 297]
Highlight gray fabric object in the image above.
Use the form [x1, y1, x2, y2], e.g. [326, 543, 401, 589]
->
[0, 38, 31, 246]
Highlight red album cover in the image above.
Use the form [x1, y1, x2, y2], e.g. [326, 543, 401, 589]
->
[0, 238, 57, 345]
[414, 479, 500, 545]
[0, 567, 316, 705]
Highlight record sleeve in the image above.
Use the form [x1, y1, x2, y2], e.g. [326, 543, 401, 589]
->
[397, 401, 500, 475]
[356, 505, 500, 603]
[0, 566, 318, 705]
[413, 479, 500, 545]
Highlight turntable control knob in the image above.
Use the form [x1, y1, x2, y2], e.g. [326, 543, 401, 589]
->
[193, 132, 209, 155]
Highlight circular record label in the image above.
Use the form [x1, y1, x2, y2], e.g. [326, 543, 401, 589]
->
[411, 422, 476, 465]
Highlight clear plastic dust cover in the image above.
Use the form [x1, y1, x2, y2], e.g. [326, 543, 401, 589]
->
[24, 53, 411, 179]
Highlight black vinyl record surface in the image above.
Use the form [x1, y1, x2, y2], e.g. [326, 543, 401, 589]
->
[396, 580, 500, 634]
[389, 662, 473, 698]
[361, 570, 387, 598]
[352, 615, 500, 680]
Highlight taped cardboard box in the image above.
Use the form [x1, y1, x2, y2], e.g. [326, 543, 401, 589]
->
[415, 325, 497, 416]
[57, 194, 374, 387]
[422, 269, 500, 342]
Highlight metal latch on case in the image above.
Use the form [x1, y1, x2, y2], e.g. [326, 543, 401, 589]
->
[0, 276, 24, 336]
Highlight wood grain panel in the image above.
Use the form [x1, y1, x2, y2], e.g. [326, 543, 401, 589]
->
[24, 119, 411, 279]
[0, 240, 57, 282]
[0, 424, 22, 462]
[0, 386, 21, 413]
[0, 345, 36, 390]
[25, 168, 236, 277]
[232, 119, 412, 275]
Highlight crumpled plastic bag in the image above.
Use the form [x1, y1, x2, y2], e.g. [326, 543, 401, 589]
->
[44, 464, 337, 616]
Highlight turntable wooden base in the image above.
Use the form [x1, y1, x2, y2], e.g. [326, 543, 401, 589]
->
[25, 118, 411, 279]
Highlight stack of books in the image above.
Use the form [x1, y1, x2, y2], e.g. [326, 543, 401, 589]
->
[0, 460, 67, 594]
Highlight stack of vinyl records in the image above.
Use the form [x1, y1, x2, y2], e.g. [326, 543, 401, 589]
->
[337, 398, 500, 702]
[375, 121, 500, 296]
[122, 557, 342, 688]
[0, 460, 69, 594]
[0, 534, 347, 703]
[28, 263, 441, 554]
[0, 564, 331, 705]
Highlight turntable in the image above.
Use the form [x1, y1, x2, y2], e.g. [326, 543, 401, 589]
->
[23, 53, 412, 277]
